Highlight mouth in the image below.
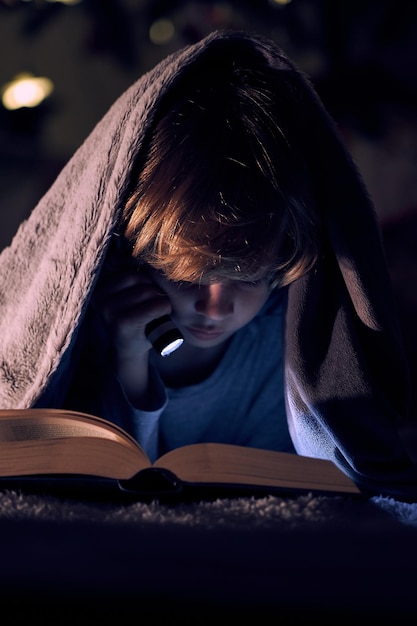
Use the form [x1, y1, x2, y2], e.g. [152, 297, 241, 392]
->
[185, 326, 225, 340]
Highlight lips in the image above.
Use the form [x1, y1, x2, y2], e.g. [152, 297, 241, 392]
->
[186, 326, 225, 340]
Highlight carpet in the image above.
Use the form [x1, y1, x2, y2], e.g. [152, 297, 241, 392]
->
[1, 487, 416, 622]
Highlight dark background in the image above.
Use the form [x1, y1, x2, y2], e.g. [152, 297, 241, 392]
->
[1, 0, 417, 247]
[1, 0, 417, 398]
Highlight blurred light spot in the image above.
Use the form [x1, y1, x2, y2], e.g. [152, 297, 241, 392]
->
[149, 19, 175, 45]
[270, 0, 293, 5]
[1, 73, 54, 111]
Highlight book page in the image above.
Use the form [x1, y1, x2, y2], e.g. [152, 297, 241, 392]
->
[0, 416, 119, 442]
[0, 409, 149, 480]
[0, 409, 139, 448]
[155, 443, 360, 493]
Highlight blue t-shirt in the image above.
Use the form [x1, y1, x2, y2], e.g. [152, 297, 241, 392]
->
[102, 289, 293, 462]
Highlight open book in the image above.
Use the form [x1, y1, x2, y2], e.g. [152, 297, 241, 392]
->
[0, 408, 361, 499]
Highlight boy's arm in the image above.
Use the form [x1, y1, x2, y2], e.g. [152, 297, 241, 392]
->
[100, 364, 168, 462]
[92, 253, 171, 410]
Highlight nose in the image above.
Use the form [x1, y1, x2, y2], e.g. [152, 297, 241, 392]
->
[194, 283, 234, 320]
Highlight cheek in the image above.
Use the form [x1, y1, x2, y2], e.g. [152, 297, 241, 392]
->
[165, 287, 195, 312]
[236, 289, 270, 321]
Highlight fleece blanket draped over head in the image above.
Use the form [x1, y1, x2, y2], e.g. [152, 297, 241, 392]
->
[0, 30, 416, 499]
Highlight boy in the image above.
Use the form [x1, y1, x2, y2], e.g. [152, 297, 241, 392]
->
[1, 30, 416, 497]
[87, 54, 319, 461]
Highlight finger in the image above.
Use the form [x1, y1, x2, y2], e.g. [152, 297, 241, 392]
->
[99, 280, 172, 327]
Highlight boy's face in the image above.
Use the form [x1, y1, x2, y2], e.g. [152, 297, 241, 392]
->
[147, 267, 272, 349]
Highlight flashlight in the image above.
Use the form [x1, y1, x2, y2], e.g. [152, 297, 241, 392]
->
[145, 315, 184, 357]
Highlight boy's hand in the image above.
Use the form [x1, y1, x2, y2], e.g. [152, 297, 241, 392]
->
[91, 252, 172, 409]
[94, 260, 172, 360]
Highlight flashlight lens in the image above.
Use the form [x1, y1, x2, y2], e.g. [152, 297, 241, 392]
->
[145, 315, 184, 357]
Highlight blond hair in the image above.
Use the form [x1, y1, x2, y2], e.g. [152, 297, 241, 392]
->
[123, 44, 320, 288]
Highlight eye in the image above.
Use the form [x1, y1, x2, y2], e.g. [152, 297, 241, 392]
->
[238, 279, 268, 289]
[174, 280, 195, 290]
